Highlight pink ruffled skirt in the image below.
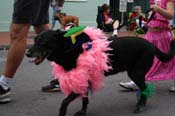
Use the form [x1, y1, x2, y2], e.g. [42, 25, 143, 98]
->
[145, 30, 175, 81]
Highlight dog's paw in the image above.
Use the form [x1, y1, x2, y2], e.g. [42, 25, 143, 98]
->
[74, 111, 86, 116]
[134, 104, 146, 114]
[134, 107, 143, 114]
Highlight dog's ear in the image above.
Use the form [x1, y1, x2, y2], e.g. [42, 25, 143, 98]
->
[59, 12, 66, 16]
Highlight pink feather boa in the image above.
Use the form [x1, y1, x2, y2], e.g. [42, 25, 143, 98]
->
[51, 27, 112, 96]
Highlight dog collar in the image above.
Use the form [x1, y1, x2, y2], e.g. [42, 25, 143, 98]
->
[82, 42, 92, 51]
[64, 26, 86, 44]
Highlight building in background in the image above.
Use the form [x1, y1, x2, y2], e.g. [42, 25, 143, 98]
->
[110, 0, 149, 22]
[0, 0, 149, 32]
[0, 0, 107, 31]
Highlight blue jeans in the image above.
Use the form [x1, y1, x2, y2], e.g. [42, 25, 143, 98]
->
[173, 15, 175, 26]
[52, 6, 60, 29]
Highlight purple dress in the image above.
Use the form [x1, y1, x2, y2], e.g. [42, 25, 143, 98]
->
[145, 0, 175, 81]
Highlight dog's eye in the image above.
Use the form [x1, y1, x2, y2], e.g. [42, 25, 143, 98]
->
[39, 43, 47, 47]
[36, 40, 47, 46]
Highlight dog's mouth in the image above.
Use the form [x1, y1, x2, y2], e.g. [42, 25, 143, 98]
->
[28, 52, 49, 65]
[29, 57, 45, 65]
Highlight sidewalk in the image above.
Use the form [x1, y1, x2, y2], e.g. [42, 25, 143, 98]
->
[0, 32, 35, 49]
[0, 31, 142, 48]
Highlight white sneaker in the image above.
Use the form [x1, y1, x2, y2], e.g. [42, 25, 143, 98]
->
[119, 81, 139, 91]
[0, 85, 11, 103]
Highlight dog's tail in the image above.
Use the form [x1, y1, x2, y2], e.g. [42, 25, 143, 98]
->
[155, 40, 175, 62]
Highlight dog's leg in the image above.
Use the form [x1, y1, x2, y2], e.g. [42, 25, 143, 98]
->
[74, 97, 89, 116]
[127, 70, 147, 114]
[74, 93, 89, 116]
[74, 17, 79, 27]
[127, 53, 154, 113]
[59, 92, 80, 116]
[61, 19, 66, 30]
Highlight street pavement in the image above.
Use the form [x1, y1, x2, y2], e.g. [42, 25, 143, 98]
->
[0, 51, 175, 116]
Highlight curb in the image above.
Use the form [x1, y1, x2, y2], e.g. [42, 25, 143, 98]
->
[0, 45, 33, 51]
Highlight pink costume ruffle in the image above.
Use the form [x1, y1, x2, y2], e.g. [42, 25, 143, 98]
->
[52, 27, 112, 96]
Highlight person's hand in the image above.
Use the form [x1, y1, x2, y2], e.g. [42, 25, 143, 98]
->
[58, 7, 62, 12]
[108, 18, 114, 23]
[150, 5, 160, 12]
[106, 19, 113, 24]
[51, 0, 56, 7]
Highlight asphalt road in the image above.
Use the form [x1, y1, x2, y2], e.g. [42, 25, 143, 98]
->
[0, 53, 175, 116]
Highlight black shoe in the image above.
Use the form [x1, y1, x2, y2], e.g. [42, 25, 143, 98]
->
[42, 79, 60, 92]
[0, 85, 11, 104]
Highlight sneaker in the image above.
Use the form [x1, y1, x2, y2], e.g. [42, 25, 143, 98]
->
[0, 85, 11, 104]
[119, 81, 139, 91]
[41, 79, 60, 92]
[111, 34, 118, 38]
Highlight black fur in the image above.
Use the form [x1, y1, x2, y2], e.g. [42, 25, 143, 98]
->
[26, 30, 175, 116]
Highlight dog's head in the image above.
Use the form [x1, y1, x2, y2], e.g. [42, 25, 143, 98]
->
[26, 30, 68, 65]
[26, 29, 91, 70]
[56, 12, 66, 18]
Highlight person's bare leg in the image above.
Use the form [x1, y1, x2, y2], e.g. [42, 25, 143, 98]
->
[3, 24, 30, 78]
[113, 20, 119, 29]
[112, 20, 119, 36]
[0, 24, 30, 103]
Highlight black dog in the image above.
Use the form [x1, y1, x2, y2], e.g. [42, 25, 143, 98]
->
[26, 30, 175, 116]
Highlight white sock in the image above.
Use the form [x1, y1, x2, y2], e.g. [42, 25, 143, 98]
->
[0, 75, 11, 90]
[112, 29, 118, 36]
